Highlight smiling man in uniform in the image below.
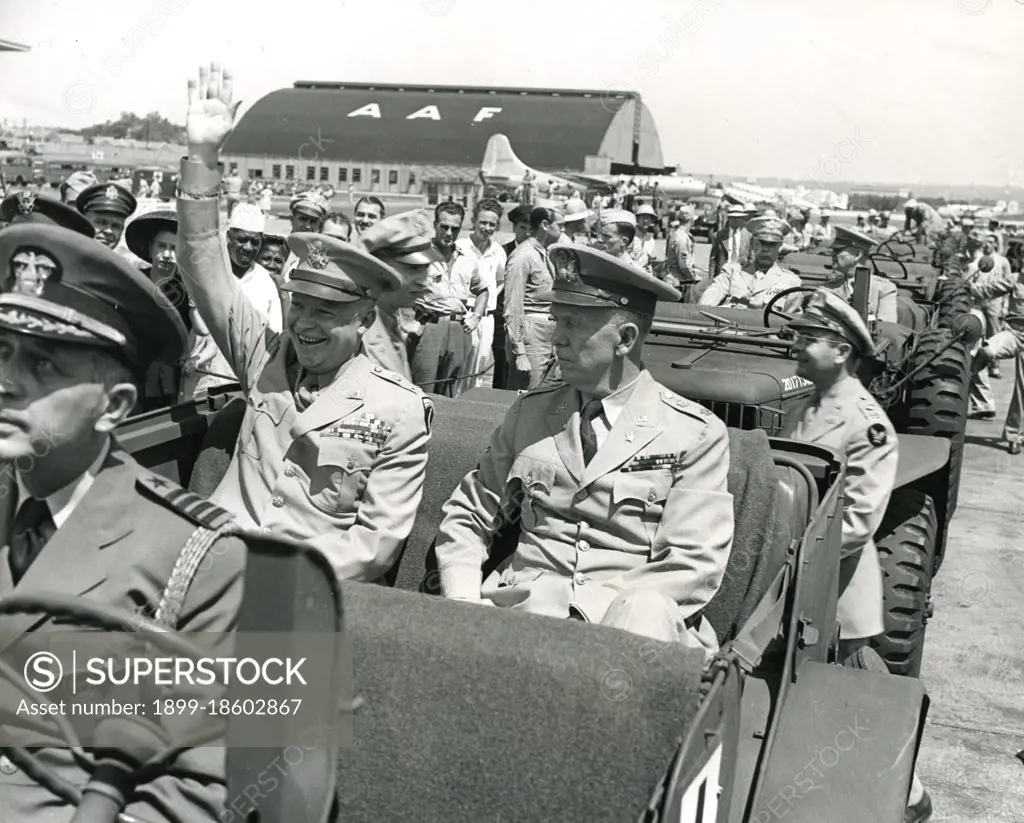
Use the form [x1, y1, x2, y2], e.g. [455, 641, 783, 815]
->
[75, 181, 138, 250]
[176, 63, 432, 584]
[435, 243, 733, 655]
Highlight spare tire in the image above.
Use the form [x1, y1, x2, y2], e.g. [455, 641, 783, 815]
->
[871, 489, 938, 678]
[933, 278, 972, 330]
[902, 326, 971, 571]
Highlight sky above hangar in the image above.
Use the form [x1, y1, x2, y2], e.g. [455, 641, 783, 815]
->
[0, 0, 1019, 188]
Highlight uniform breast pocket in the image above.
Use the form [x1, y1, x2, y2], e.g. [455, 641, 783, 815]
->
[612, 471, 673, 545]
[238, 394, 286, 461]
[306, 439, 378, 515]
[507, 459, 557, 532]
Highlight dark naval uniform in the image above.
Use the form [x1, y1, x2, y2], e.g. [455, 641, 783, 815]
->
[0, 225, 246, 823]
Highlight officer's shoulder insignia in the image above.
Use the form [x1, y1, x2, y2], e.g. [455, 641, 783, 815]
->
[370, 363, 421, 394]
[422, 396, 434, 434]
[856, 394, 883, 422]
[137, 473, 237, 530]
[866, 423, 888, 448]
[660, 390, 711, 421]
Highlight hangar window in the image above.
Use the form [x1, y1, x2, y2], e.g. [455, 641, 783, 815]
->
[272, 164, 282, 179]
[338, 167, 348, 183]
[352, 168, 362, 183]
[388, 170, 398, 185]
[320, 166, 329, 182]
[371, 169, 381, 185]
[247, 169, 263, 180]
[285, 165, 295, 180]
[306, 166, 315, 181]
[426, 183, 439, 205]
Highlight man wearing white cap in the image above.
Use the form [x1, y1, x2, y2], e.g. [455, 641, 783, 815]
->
[179, 201, 283, 401]
[563, 200, 591, 244]
[699, 216, 803, 312]
[709, 203, 754, 279]
[633, 203, 659, 267]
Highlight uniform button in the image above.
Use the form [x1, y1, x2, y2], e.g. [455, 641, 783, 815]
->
[579, 521, 588, 531]
[574, 572, 587, 586]
[0, 755, 17, 774]
[575, 489, 589, 503]
[525, 474, 533, 484]
[347, 460, 355, 469]
[283, 466, 296, 478]
[578, 540, 590, 552]
[647, 491, 657, 502]
[272, 496, 284, 508]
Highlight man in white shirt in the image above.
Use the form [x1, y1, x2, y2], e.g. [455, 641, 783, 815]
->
[180, 203, 283, 400]
[454, 198, 507, 393]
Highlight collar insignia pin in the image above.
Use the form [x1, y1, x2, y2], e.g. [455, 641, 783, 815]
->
[625, 432, 635, 443]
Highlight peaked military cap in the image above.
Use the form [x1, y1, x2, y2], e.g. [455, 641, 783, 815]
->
[290, 191, 328, 219]
[746, 216, 792, 243]
[124, 208, 178, 263]
[355, 208, 442, 265]
[540, 242, 680, 316]
[75, 182, 138, 219]
[832, 225, 878, 254]
[787, 288, 874, 354]
[1, 191, 95, 238]
[0, 224, 187, 370]
[282, 232, 402, 303]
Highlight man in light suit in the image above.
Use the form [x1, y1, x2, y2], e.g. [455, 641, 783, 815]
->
[707, 204, 754, 279]
[0, 224, 245, 822]
[434, 243, 734, 656]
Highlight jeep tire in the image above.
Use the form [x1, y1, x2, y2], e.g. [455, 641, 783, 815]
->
[871, 489, 938, 678]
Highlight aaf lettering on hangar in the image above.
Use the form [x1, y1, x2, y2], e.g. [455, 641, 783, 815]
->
[345, 103, 503, 123]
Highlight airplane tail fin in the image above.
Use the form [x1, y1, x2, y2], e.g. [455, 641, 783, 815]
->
[481, 134, 528, 181]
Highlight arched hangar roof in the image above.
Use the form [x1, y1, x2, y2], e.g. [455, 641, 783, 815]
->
[223, 82, 664, 171]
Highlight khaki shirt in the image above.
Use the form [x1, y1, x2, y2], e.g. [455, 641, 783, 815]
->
[435, 370, 733, 632]
[362, 308, 411, 380]
[699, 262, 803, 312]
[177, 173, 431, 584]
[827, 274, 899, 324]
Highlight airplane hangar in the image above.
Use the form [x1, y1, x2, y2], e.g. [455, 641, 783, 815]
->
[221, 81, 666, 208]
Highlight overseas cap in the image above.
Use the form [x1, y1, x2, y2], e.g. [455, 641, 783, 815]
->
[832, 225, 878, 254]
[282, 232, 402, 303]
[60, 170, 99, 202]
[787, 288, 874, 354]
[355, 208, 442, 266]
[0, 224, 187, 369]
[539, 242, 680, 316]
[124, 208, 178, 263]
[1, 192, 95, 238]
[290, 191, 328, 219]
[75, 182, 137, 219]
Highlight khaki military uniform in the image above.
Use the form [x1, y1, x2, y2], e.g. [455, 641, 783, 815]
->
[827, 274, 899, 324]
[0, 444, 245, 823]
[435, 370, 734, 654]
[362, 308, 411, 380]
[782, 374, 897, 639]
[206, 284, 431, 583]
[699, 262, 803, 313]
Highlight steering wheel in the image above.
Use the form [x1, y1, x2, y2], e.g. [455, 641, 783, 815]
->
[0, 594, 225, 823]
[876, 236, 916, 261]
[869, 254, 909, 281]
[762, 285, 819, 327]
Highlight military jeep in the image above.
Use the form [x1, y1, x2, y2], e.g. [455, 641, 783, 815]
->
[93, 384, 928, 823]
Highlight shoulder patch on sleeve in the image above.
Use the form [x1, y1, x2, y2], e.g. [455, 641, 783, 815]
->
[660, 391, 713, 422]
[370, 364, 421, 394]
[137, 473, 238, 530]
[866, 423, 888, 448]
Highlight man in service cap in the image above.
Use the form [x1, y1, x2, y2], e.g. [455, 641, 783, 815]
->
[176, 63, 432, 584]
[781, 288, 931, 820]
[59, 169, 99, 205]
[699, 215, 803, 312]
[435, 243, 734, 656]
[75, 181, 138, 250]
[0, 225, 245, 822]
[278, 191, 329, 281]
[0, 190, 95, 237]
[825, 224, 898, 324]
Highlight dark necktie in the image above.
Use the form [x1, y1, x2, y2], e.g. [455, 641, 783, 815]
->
[579, 400, 604, 466]
[9, 496, 56, 585]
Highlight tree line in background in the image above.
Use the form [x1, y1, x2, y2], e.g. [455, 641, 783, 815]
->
[76, 111, 186, 145]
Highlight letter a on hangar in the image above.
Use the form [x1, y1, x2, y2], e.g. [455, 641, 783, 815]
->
[345, 102, 503, 123]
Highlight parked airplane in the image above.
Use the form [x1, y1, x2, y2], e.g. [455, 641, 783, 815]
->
[479, 134, 579, 198]
[561, 169, 708, 199]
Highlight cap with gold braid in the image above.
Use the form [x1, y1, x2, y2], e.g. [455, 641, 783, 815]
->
[539, 242, 680, 316]
[282, 232, 402, 303]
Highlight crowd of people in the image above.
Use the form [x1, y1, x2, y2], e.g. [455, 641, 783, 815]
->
[1, 61, 1015, 823]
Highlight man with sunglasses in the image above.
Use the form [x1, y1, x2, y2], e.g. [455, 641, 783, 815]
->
[825, 225, 898, 324]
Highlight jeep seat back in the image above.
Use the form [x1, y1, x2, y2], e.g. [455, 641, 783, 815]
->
[333, 581, 706, 823]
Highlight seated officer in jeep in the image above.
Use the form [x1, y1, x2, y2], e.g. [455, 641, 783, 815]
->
[434, 243, 734, 656]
